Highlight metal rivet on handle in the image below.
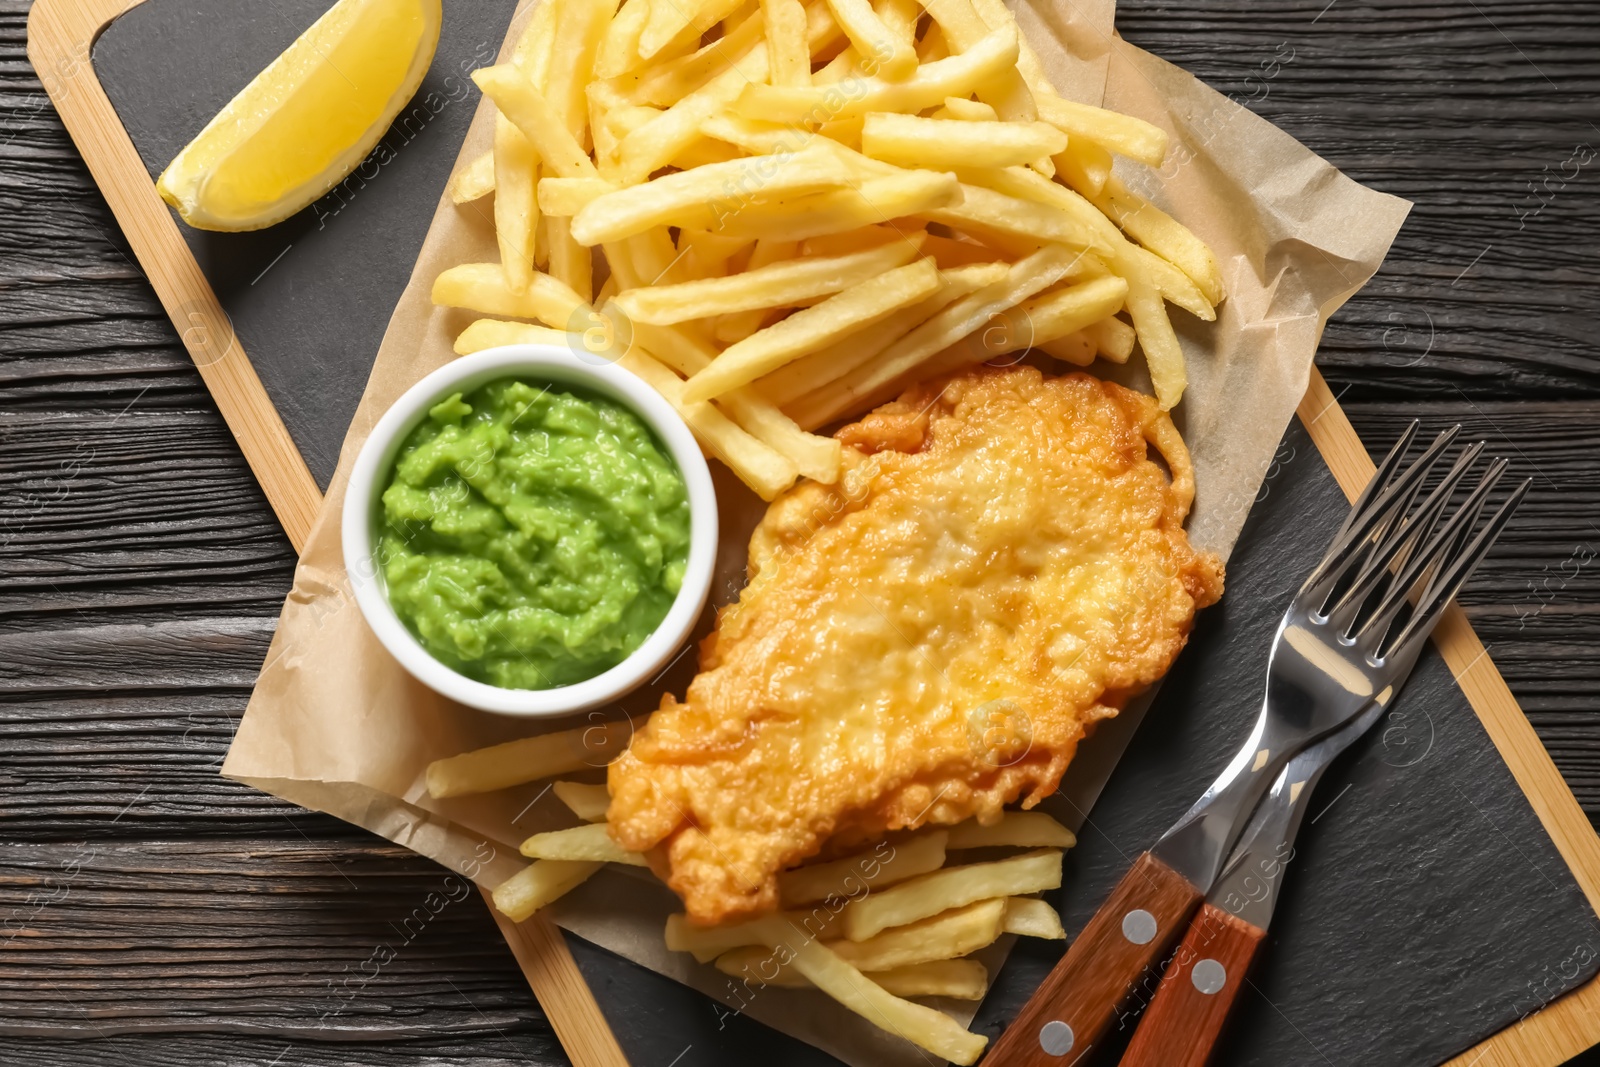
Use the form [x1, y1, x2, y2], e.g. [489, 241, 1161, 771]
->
[1192, 958, 1227, 995]
[1121, 908, 1157, 945]
[1038, 1020, 1075, 1056]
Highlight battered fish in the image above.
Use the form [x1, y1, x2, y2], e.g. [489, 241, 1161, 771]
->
[608, 366, 1223, 924]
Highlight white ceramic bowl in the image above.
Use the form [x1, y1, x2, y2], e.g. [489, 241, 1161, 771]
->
[342, 344, 717, 718]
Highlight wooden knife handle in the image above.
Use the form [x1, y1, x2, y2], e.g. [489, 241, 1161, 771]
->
[983, 852, 1203, 1065]
[1117, 903, 1267, 1067]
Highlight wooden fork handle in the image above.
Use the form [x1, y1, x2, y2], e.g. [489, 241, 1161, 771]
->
[1117, 903, 1267, 1067]
[983, 852, 1203, 1065]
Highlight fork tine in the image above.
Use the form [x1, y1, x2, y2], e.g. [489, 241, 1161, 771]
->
[1356, 455, 1506, 647]
[1384, 476, 1531, 658]
[1329, 420, 1419, 545]
[1328, 442, 1487, 632]
[1303, 425, 1459, 596]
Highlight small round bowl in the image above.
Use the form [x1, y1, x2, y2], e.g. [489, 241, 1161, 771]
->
[342, 344, 717, 718]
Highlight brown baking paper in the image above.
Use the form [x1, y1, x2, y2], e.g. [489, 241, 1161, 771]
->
[224, 0, 1410, 1060]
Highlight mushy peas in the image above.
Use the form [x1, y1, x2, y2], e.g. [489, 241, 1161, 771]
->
[377, 378, 690, 690]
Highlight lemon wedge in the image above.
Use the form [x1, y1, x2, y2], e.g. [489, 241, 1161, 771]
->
[157, 0, 443, 231]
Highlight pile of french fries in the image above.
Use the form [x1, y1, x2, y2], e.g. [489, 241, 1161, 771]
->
[427, 723, 1077, 1063]
[436, 0, 1223, 501]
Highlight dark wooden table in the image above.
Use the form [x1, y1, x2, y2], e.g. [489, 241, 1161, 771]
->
[4, 0, 1599, 1064]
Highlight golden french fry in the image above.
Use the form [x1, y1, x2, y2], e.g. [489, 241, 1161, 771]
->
[750, 921, 989, 1065]
[920, 233, 1009, 269]
[946, 810, 1078, 850]
[665, 908, 842, 962]
[453, 318, 580, 355]
[917, 20, 948, 62]
[714, 237, 801, 341]
[492, 860, 604, 922]
[716, 956, 989, 999]
[862, 113, 1065, 170]
[615, 237, 922, 323]
[449, 150, 496, 204]
[798, 223, 908, 258]
[1126, 276, 1185, 410]
[1054, 138, 1113, 198]
[1125, 243, 1214, 321]
[1095, 177, 1224, 306]
[734, 24, 1017, 122]
[572, 144, 853, 245]
[713, 171, 961, 241]
[779, 831, 949, 907]
[1037, 332, 1094, 366]
[551, 781, 611, 822]
[719, 898, 1003, 976]
[1002, 896, 1066, 940]
[616, 48, 772, 184]
[521, 822, 648, 866]
[538, 176, 617, 217]
[1036, 94, 1168, 167]
[935, 95, 999, 121]
[1005, 275, 1129, 351]
[683, 257, 942, 402]
[595, 0, 650, 78]
[618, 347, 800, 499]
[546, 0, 613, 141]
[676, 228, 755, 279]
[839, 848, 1063, 941]
[1085, 314, 1135, 363]
[924, 182, 1099, 253]
[432, 263, 588, 328]
[634, 4, 771, 105]
[762, 0, 813, 86]
[641, 0, 745, 60]
[758, 261, 1005, 403]
[548, 216, 594, 302]
[792, 244, 1078, 428]
[825, 0, 914, 80]
[492, 115, 539, 293]
[474, 65, 598, 180]
[875, 0, 919, 57]
[916, 0, 1034, 123]
[425, 718, 634, 798]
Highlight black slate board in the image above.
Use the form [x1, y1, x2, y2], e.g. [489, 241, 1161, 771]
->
[91, 4, 1600, 1064]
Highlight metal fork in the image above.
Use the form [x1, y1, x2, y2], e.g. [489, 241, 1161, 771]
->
[983, 423, 1529, 1066]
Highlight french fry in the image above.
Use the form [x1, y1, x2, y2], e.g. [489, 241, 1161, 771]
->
[552, 781, 611, 822]
[453, 318, 581, 355]
[616, 49, 772, 184]
[614, 237, 922, 323]
[862, 113, 1065, 170]
[683, 258, 942, 402]
[751, 921, 990, 1065]
[920, 233, 1009, 269]
[641, 0, 746, 61]
[665, 908, 841, 962]
[790, 244, 1078, 428]
[634, 4, 772, 106]
[594, 0, 650, 78]
[425, 717, 634, 798]
[734, 25, 1018, 122]
[916, 0, 1035, 124]
[492, 860, 604, 922]
[1125, 243, 1215, 321]
[1002, 896, 1066, 940]
[924, 182, 1099, 253]
[713, 171, 961, 241]
[546, 0, 613, 142]
[1095, 177, 1224, 306]
[493, 116, 539, 292]
[714, 238, 801, 341]
[875, 0, 919, 59]
[622, 315, 843, 482]
[1037, 332, 1094, 366]
[572, 145, 853, 245]
[538, 176, 618, 217]
[548, 216, 594, 302]
[935, 95, 999, 121]
[760, 0, 812, 86]
[958, 163, 1124, 254]
[677, 228, 755, 280]
[839, 848, 1063, 940]
[757, 261, 1005, 403]
[1085, 314, 1136, 363]
[945, 810, 1078, 850]
[719, 898, 1003, 978]
[449, 150, 496, 204]
[521, 822, 648, 866]
[1054, 137, 1114, 198]
[474, 65, 599, 180]
[798, 223, 909, 258]
[1036, 94, 1169, 168]
[825, 0, 914, 80]
[432, 263, 588, 328]
[1126, 276, 1186, 410]
[1005, 275, 1129, 350]
[618, 347, 800, 499]
[717, 956, 989, 999]
[778, 831, 949, 907]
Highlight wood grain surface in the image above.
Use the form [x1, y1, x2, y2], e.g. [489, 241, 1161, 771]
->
[4, 0, 1600, 1064]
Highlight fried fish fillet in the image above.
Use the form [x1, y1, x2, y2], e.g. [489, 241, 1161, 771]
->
[608, 366, 1223, 924]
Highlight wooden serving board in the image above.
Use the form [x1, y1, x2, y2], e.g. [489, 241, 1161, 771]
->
[26, 0, 1600, 1063]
